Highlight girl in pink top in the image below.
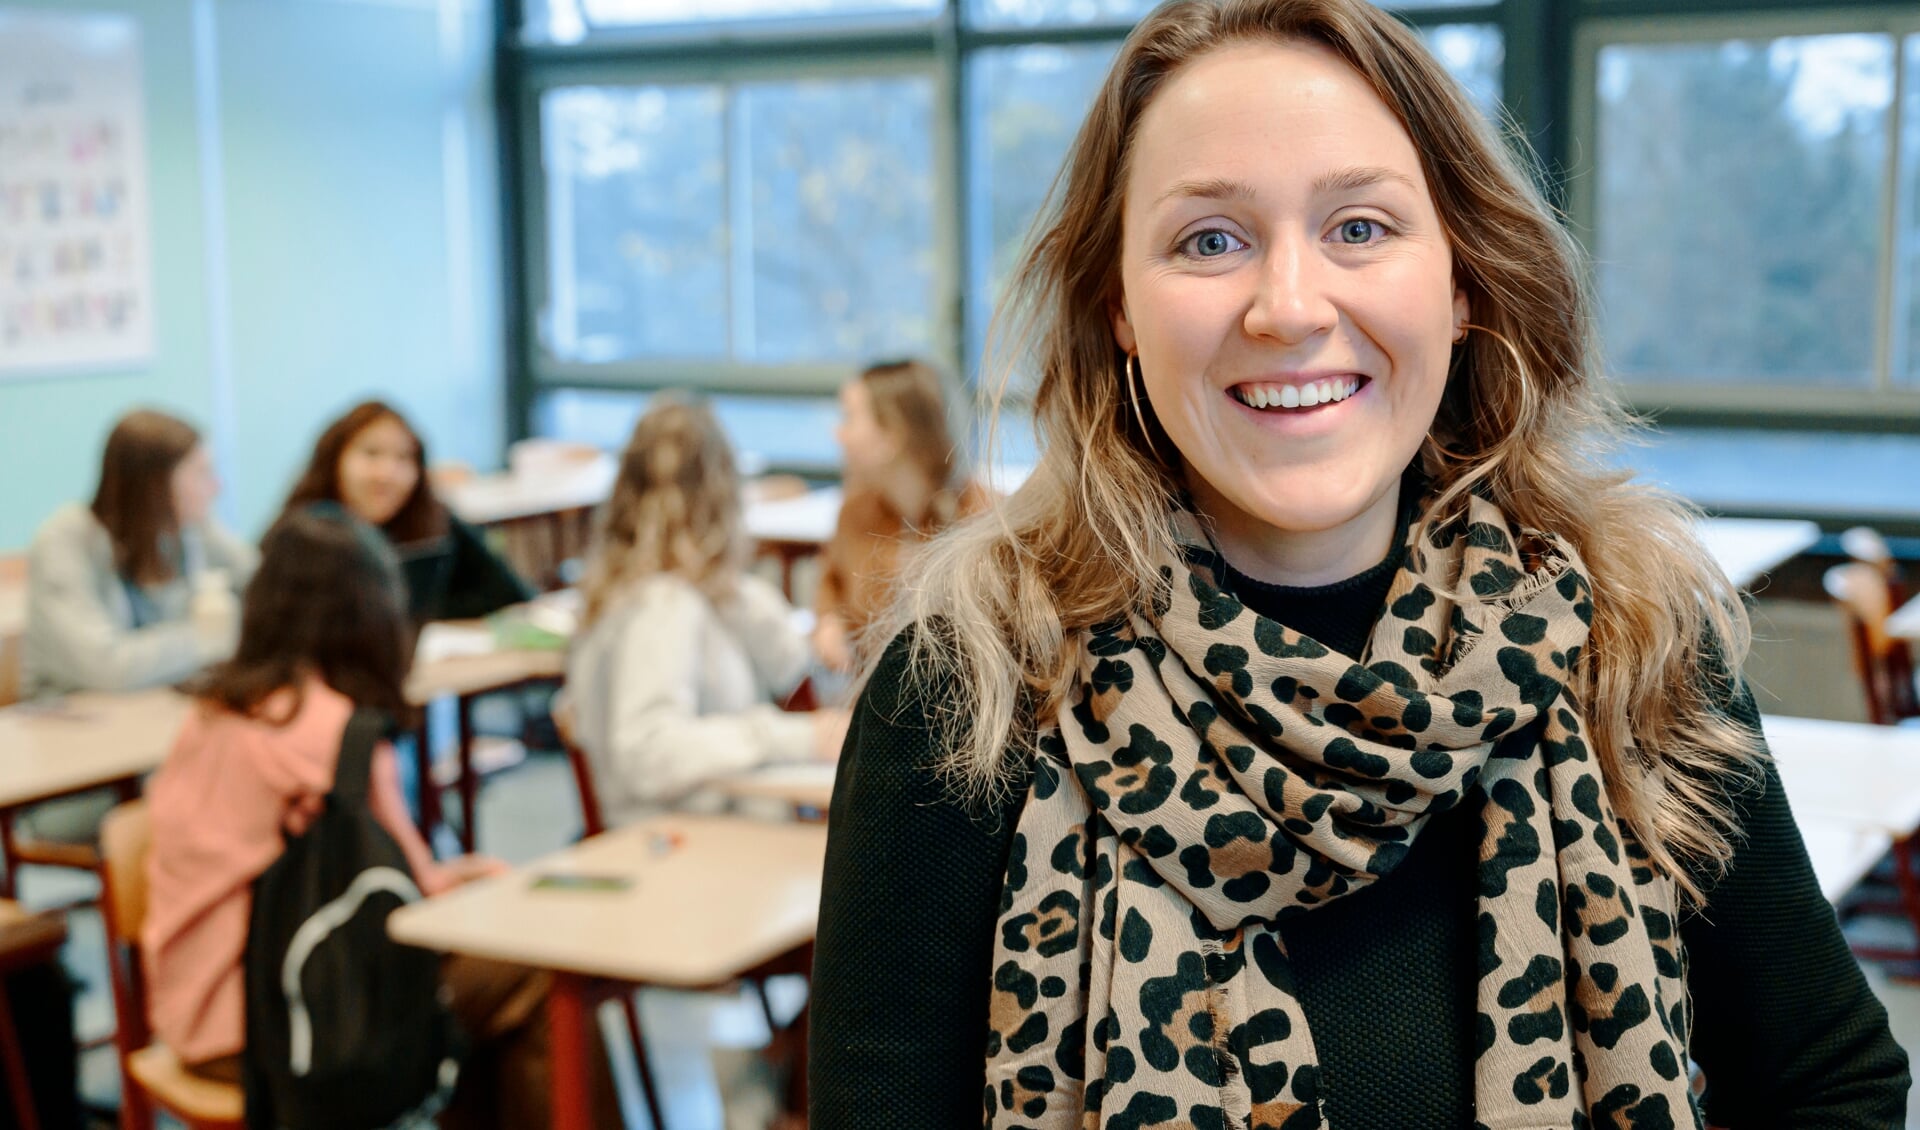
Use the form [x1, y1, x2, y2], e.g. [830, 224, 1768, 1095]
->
[142, 505, 615, 1128]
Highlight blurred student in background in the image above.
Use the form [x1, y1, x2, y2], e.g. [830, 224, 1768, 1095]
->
[812, 360, 987, 672]
[23, 408, 254, 698]
[280, 400, 531, 624]
[143, 505, 616, 1128]
[564, 393, 847, 829]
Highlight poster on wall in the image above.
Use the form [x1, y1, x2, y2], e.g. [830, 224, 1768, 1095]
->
[0, 10, 154, 377]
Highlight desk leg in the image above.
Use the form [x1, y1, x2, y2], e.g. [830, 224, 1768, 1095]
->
[457, 695, 478, 855]
[413, 719, 440, 849]
[0, 810, 16, 900]
[549, 973, 594, 1130]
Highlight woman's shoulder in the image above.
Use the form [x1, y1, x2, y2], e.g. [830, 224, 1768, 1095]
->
[849, 625, 1034, 812]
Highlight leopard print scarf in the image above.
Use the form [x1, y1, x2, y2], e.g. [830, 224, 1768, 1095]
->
[984, 495, 1696, 1130]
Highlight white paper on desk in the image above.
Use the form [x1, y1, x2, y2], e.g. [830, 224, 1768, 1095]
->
[414, 623, 497, 665]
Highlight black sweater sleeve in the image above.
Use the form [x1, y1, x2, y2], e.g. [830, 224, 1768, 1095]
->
[809, 634, 1030, 1129]
[1684, 684, 1910, 1128]
[436, 519, 534, 621]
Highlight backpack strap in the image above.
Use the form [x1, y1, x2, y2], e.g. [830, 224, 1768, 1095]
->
[331, 706, 392, 807]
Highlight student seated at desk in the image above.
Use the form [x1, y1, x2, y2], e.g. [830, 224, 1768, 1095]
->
[144, 505, 617, 1128]
[566, 395, 847, 829]
[280, 400, 532, 623]
[813, 359, 989, 672]
[23, 409, 254, 698]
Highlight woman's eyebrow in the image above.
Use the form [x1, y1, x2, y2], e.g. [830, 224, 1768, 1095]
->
[1312, 165, 1419, 196]
[1152, 166, 1419, 209]
[1154, 177, 1257, 207]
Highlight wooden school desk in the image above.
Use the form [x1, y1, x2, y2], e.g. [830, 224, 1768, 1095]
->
[1695, 517, 1822, 591]
[388, 815, 827, 1130]
[405, 625, 566, 853]
[1764, 714, 1920, 916]
[0, 691, 189, 896]
[712, 762, 837, 820]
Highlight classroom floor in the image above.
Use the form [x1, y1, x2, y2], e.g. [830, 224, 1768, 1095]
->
[26, 747, 1920, 1129]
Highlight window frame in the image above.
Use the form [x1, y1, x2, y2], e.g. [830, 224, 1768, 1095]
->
[1566, 4, 1920, 429]
[516, 36, 962, 397]
[502, 0, 1510, 434]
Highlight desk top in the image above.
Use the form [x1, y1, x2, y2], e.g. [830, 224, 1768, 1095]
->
[713, 762, 836, 814]
[0, 690, 188, 810]
[1763, 714, 1920, 837]
[1886, 595, 1920, 641]
[405, 639, 564, 703]
[1696, 517, 1822, 590]
[387, 815, 826, 987]
[443, 457, 619, 527]
[1794, 814, 1893, 905]
[745, 487, 842, 548]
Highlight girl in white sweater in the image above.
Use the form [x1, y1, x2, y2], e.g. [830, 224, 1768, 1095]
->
[564, 394, 846, 829]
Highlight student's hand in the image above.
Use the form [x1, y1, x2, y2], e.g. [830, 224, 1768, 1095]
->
[424, 854, 509, 896]
[282, 793, 325, 837]
[813, 613, 853, 674]
[811, 708, 851, 761]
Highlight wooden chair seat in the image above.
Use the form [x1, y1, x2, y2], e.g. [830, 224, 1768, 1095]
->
[126, 1045, 243, 1124]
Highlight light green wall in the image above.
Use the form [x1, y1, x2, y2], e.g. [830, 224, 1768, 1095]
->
[0, 0, 503, 548]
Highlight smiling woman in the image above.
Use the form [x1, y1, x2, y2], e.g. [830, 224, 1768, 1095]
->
[809, 1, 1910, 1127]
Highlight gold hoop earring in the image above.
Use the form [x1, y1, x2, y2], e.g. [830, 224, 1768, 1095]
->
[1449, 320, 1540, 435]
[1124, 353, 1162, 463]
[1454, 322, 1528, 374]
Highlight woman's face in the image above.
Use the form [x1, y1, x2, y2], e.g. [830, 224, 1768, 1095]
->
[170, 444, 219, 528]
[835, 379, 899, 480]
[1111, 39, 1467, 584]
[336, 416, 421, 527]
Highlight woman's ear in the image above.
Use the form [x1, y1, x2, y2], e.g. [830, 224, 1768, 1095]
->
[1111, 295, 1138, 355]
[1451, 286, 1469, 341]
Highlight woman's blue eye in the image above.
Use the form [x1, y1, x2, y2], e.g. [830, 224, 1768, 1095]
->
[1183, 229, 1244, 258]
[1338, 219, 1381, 244]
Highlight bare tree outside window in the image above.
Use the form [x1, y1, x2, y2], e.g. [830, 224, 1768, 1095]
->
[1595, 34, 1895, 388]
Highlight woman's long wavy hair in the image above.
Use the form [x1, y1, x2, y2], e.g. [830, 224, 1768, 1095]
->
[579, 394, 746, 628]
[882, 0, 1763, 901]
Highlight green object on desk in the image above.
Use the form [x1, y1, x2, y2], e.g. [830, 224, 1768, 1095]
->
[489, 613, 570, 652]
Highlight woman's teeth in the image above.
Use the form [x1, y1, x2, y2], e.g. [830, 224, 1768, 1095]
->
[1232, 376, 1364, 411]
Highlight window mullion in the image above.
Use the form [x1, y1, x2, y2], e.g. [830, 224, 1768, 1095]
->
[727, 86, 757, 363]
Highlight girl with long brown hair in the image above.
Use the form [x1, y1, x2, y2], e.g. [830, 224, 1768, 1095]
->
[280, 400, 530, 623]
[23, 408, 255, 697]
[813, 358, 990, 672]
[565, 393, 847, 829]
[810, 1, 1906, 1125]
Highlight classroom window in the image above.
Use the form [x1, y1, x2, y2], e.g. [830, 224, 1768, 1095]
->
[1593, 32, 1897, 389]
[533, 0, 941, 40]
[965, 0, 1490, 30]
[1421, 23, 1503, 119]
[538, 74, 938, 374]
[965, 42, 1118, 368]
[1899, 33, 1920, 386]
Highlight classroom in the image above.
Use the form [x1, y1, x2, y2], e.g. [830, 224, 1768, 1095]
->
[3, 0, 1920, 1126]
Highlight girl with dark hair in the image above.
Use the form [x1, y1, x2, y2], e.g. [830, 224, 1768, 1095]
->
[280, 400, 531, 623]
[23, 408, 256, 697]
[143, 506, 618, 1128]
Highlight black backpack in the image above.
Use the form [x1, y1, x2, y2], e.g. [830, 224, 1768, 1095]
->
[242, 706, 464, 1130]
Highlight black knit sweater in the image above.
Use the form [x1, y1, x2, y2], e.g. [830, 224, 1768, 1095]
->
[810, 549, 1911, 1128]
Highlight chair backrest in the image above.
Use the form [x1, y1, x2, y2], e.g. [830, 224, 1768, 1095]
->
[98, 800, 154, 1052]
[1825, 562, 1916, 725]
[1842, 525, 1908, 606]
[551, 702, 605, 838]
